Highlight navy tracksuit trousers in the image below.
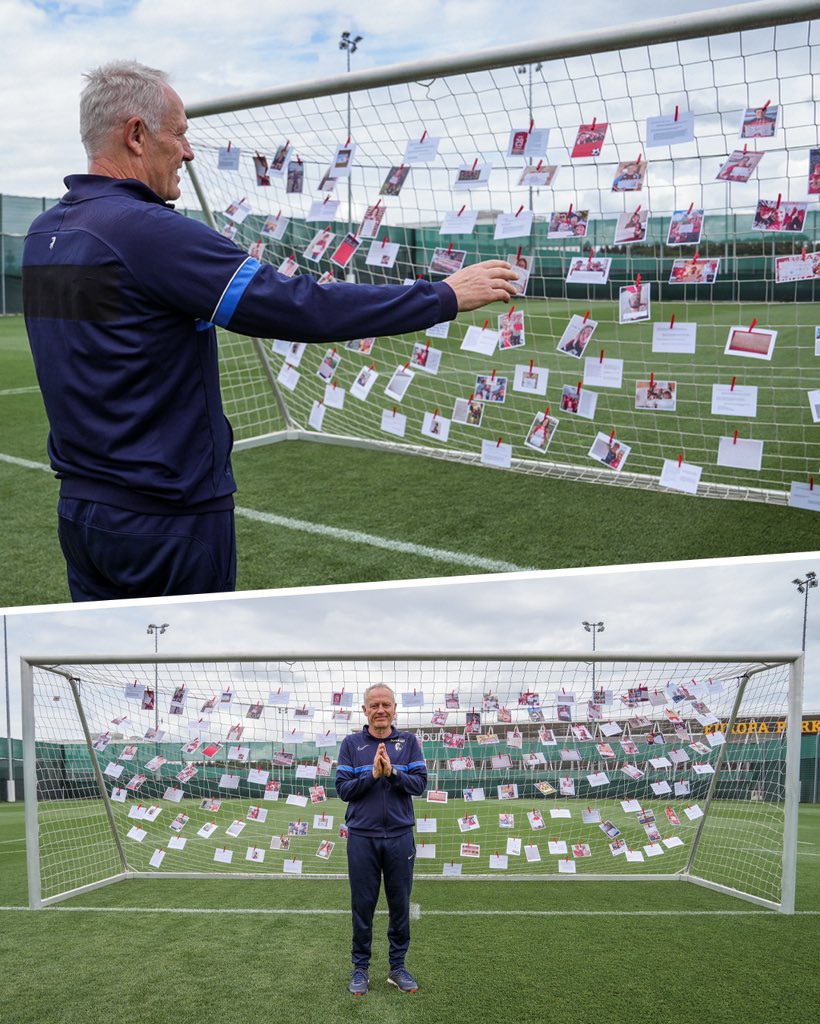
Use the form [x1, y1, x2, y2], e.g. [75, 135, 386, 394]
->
[347, 830, 416, 969]
[57, 498, 236, 601]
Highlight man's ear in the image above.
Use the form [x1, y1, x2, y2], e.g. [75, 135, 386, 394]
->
[123, 115, 146, 156]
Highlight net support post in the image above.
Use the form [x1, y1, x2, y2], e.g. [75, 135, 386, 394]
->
[780, 655, 804, 915]
[67, 675, 130, 877]
[20, 657, 42, 910]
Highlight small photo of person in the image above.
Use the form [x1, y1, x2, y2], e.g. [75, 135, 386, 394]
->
[474, 374, 507, 403]
[358, 203, 386, 238]
[571, 121, 608, 157]
[611, 159, 647, 192]
[286, 160, 304, 194]
[752, 200, 807, 232]
[613, 208, 649, 245]
[739, 104, 778, 139]
[556, 314, 597, 358]
[452, 398, 484, 427]
[498, 309, 525, 349]
[547, 209, 589, 238]
[668, 258, 719, 285]
[429, 246, 467, 275]
[588, 432, 631, 472]
[379, 164, 410, 196]
[252, 154, 270, 186]
[271, 142, 289, 172]
[618, 283, 651, 324]
[560, 385, 580, 414]
[316, 348, 341, 382]
[452, 163, 491, 189]
[808, 148, 820, 195]
[465, 711, 481, 734]
[304, 227, 335, 263]
[344, 337, 375, 354]
[556, 703, 572, 722]
[666, 209, 704, 245]
[524, 411, 558, 454]
[508, 129, 529, 155]
[565, 256, 612, 285]
[716, 150, 763, 183]
[635, 379, 677, 411]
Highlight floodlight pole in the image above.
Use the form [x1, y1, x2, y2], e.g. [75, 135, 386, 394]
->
[516, 62, 542, 212]
[339, 30, 363, 277]
[147, 623, 169, 730]
[791, 572, 817, 653]
[582, 621, 605, 690]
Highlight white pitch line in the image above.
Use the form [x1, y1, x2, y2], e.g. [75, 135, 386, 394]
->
[235, 506, 530, 573]
[0, 386, 40, 396]
[0, 452, 53, 473]
[0, 451, 530, 573]
[0, 905, 817, 916]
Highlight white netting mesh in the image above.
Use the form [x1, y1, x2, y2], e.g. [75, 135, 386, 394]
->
[27, 656, 794, 906]
[181, 17, 820, 503]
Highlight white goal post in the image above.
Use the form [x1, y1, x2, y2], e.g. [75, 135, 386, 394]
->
[180, 0, 820, 506]
[21, 652, 803, 912]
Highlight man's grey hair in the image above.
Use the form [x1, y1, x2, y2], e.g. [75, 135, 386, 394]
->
[80, 60, 172, 159]
[362, 684, 396, 705]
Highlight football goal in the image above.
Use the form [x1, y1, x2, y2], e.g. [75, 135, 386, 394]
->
[21, 652, 803, 912]
[181, 0, 820, 509]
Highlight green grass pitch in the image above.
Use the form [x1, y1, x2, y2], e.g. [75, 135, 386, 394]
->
[1, 310, 818, 608]
[0, 801, 818, 1024]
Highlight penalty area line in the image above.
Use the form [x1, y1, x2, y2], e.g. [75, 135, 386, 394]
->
[0, 452, 530, 573]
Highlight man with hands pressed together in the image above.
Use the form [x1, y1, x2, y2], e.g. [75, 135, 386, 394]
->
[335, 685, 427, 996]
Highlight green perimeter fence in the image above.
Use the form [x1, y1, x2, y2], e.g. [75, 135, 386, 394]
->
[4, 191, 820, 315]
[2, 727, 819, 804]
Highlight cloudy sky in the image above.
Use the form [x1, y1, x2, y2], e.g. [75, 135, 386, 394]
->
[2, 1, 817, 735]
[1, 0, 781, 197]
[3, 552, 819, 741]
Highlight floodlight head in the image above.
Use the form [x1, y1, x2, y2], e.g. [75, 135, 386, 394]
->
[806, 571, 817, 582]
[341, 30, 350, 39]
[354, 35, 363, 44]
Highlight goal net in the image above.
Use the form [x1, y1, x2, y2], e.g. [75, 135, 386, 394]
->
[181, 3, 820, 507]
[22, 653, 802, 912]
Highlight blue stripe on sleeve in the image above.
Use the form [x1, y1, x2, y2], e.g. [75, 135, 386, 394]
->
[336, 764, 354, 775]
[394, 761, 426, 773]
[211, 258, 261, 327]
